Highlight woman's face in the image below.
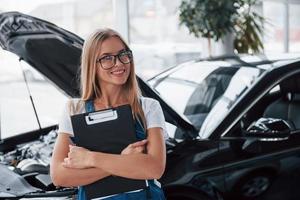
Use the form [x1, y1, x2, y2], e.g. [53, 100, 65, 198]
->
[96, 36, 131, 89]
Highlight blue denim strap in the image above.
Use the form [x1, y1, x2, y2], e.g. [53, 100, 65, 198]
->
[77, 187, 86, 200]
[85, 99, 95, 112]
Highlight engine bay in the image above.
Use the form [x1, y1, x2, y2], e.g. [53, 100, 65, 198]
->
[0, 130, 76, 199]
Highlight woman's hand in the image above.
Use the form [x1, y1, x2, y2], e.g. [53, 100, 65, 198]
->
[62, 145, 93, 169]
[63, 140, 147, 169]
[121, 139, 147, 155]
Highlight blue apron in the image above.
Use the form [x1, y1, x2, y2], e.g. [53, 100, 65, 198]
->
[76, 100, 166, 200]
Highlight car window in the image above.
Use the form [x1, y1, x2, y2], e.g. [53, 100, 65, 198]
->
[150, 61, 264, 138]
[269, 85, 280, 94]
[199, 67, 263, 138]
[151, 62, 232, 116]
[0, 51, 67, 139]
[228, 71, 300, 139]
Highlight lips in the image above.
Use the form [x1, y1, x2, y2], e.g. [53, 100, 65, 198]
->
[111, 68, 126, 76]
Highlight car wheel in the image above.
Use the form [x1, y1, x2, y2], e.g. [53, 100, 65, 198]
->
[165, 188, 214, 200]
[233, 172, 274, 200]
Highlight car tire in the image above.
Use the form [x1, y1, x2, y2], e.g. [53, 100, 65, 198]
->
[233, 171, 274, 200]
[165, 188, 214, 200]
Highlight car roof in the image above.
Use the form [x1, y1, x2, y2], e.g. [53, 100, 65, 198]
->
[148, 54, 300, 83]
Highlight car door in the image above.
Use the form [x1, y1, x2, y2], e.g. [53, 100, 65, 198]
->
[219, 134, 300, 200]
[219, 71, 300, 200]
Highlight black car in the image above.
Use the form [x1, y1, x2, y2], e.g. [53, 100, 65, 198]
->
[148, 55, 300, 199]
[1, 12, 300, 200]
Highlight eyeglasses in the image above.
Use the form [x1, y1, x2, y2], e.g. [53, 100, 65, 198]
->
[96, 49, 133, 70]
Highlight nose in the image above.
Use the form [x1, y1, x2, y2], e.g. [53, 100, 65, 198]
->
[114, 56, 123, 67]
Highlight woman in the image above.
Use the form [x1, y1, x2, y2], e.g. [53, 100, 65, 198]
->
[50, 28, 168, 200]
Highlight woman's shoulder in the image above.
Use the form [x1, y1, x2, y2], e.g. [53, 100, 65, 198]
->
[140, 96, 161, 112]
[66, 98, 85, 115]
[140, 96, 159, 106]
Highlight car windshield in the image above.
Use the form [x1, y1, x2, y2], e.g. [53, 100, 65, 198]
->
[149, 61, 264, 139]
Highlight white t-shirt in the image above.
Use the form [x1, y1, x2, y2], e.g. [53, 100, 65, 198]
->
[58, 97, 169, 140]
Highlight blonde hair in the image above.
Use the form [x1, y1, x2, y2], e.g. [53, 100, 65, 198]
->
[79, 28, 146, 127]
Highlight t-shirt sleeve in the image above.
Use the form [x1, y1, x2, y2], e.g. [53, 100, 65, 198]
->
[57, 100, 74, 136]
[144, 99, 169, 140]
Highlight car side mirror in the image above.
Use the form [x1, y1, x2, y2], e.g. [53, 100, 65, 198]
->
[243, 117, 291, 141]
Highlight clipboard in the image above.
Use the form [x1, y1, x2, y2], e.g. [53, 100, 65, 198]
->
[70, 104, 147, 199]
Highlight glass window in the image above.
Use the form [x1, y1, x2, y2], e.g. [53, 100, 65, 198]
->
[289, 3, 300, 53]
[199, 67, 263, 138]
[129, 0, 203, 79]
[149, 61, 264, 138]
[0, 51, 67, 139]
[263, 1, 285, 53]
[151, 61, 230, 114]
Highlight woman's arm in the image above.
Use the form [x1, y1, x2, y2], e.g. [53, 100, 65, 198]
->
[96, 128, 166, 179]
[50, 133, 110, 187]
[64, 127, 166, 180]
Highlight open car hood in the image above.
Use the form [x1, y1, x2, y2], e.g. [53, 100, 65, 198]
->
[0, 12, 197, 138]
[0, 11, 83, 97]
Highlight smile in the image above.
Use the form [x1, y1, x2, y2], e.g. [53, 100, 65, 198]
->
[111, 69, 126, 75]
